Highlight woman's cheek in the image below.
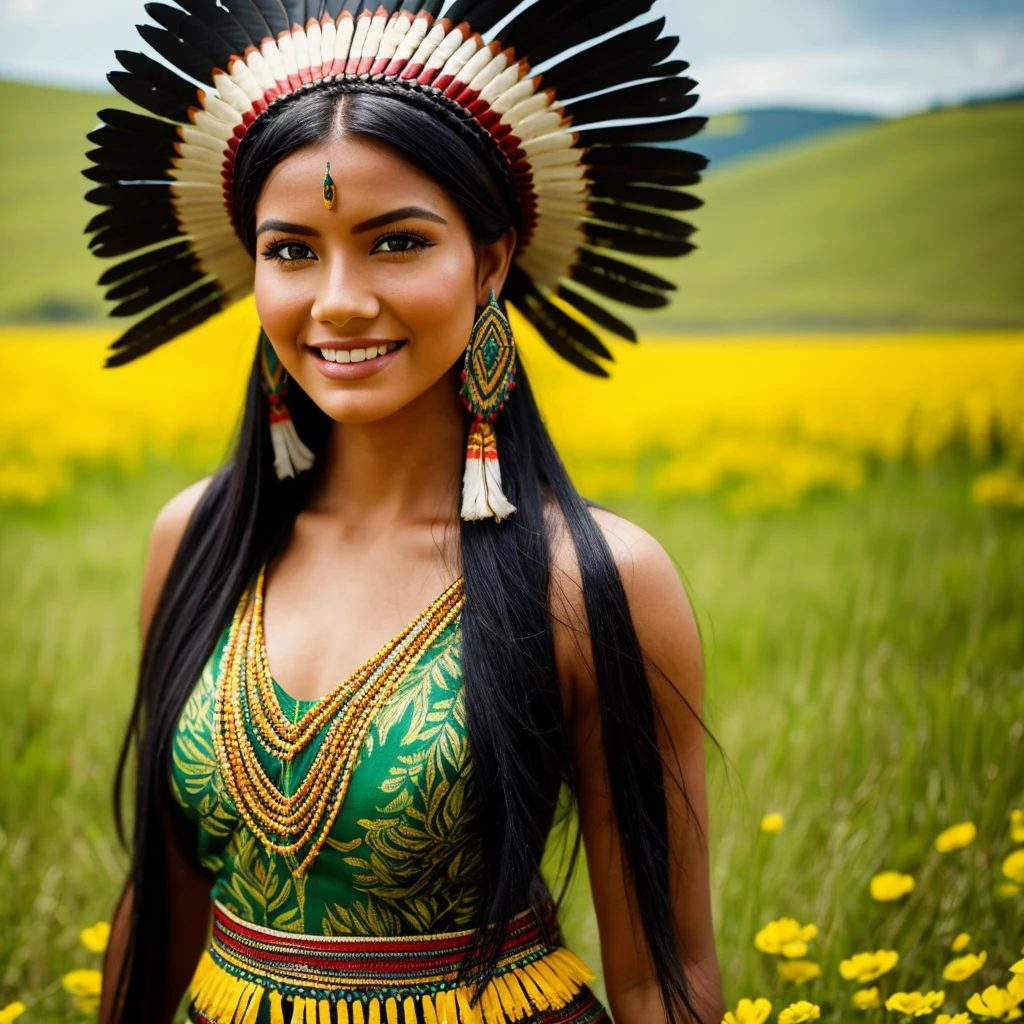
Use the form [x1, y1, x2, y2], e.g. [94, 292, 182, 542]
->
[254, 266, 314, 353]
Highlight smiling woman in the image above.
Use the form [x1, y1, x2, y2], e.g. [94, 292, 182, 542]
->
[86, 4, 721, 1024]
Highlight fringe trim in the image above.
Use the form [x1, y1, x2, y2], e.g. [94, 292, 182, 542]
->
[269, 405, 316, 480]
[461, 421, 516, 522]
[189, 945, 595, 1024]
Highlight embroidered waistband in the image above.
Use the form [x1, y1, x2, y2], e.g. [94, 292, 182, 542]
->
[189, 900, 597, 1024]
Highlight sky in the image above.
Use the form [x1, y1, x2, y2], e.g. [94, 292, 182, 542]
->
[0, 0, 1022, 116]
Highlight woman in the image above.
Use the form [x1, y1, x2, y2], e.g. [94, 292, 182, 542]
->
[88, 2, 722, 1022]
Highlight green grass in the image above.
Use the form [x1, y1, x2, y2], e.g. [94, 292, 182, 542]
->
[1, 463, 1023, 1021]
[2, 79, 1022, 330]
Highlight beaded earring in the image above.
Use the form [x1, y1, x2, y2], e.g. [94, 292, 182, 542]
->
[259, 329, 315, 480]
[459, 290, 517, 522]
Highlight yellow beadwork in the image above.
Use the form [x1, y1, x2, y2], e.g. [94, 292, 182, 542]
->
[213, 565, 465, 875]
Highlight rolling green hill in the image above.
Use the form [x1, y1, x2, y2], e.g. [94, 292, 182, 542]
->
[635, 99, 1024, 331]
[0, 79, 1021, 329]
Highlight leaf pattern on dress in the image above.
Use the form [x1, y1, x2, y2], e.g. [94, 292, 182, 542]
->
[327, 629, 486, 935]
[171, 618, 484, 939]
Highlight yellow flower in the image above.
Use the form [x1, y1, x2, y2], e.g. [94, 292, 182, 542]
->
[1011, 974, 1024, 1000]
[754, 919, 818, 956]
[944, 951, 987, 982]
[936, 1015, 971, 1024]
[777, 1001, 820, 1024]
[778, 961, 823, 984]
[74, 995, 100, 1013]
[885, 991, 946, 1016]
[998, 882, 1021, 900]
[951, 933, 971, 952]
[870, 871, 915, 901]
[722, 997, 772, 1024]
[62, 968, 103, 997]
[934, 823, 977, 852]
[80, 921, 111, 953]
[1011, 810, 1024, 844]
[1003, 850, 1024, 885]
[852, 987, 881, 1010]
[761, 813, 784, 833]
[0, 1003, 26, 1024]
[1011, 958, 1024, 974]
[967, 984, 1024, 1019]
[839, 950, 899, 982]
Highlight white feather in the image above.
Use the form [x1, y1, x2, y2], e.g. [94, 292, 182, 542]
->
[305, 20, 323, 74]
[212, 71, 252, 113]
[448, 39, 493, 90]
[405, 20, 448, 73]
[332, 13, 354, 70]
[229, 57, 266, 102]
[436, 34, 478, 82]
[476, 61, 519, 105]
[260, 39, 289, 88]
[491, 77, 534, 114]
[277, 30, 300, 79]
[319, 17, 337, 71]
[390, 12, 429, 65]
[347, 10, 372, 65]
[244, 49, 278, 95]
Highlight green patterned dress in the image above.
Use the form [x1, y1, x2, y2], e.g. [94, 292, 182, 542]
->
[169, 597, 607, 1024]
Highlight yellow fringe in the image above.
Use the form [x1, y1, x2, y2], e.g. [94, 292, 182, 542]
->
[189, 945, 595, 1024]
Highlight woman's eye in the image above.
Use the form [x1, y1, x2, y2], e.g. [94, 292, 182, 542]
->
[263, 242, 316, 262]
[373, 233, 429, 255]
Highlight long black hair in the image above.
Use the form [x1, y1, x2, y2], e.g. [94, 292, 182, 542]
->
[111, 86, 715, 1023]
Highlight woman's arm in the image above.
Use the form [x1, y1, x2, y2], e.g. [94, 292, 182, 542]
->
[552, 509, 723, 1024]
[99, 477, 215, 1024]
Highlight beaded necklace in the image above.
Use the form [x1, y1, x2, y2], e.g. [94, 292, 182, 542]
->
[213, 565, 465, 875]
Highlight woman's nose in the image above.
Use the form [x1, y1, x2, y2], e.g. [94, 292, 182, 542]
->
[309, 253, 380, 328]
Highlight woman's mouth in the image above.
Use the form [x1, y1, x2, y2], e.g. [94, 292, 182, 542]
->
[308, 340, 405, 380]
[317, 341, 399, 364]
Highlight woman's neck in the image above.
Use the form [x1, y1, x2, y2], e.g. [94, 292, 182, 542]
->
[309, 371, 465, 528]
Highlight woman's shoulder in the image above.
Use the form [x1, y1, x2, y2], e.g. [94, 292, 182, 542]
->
[547, 501, 683, 603]
[140, 476, 215, 639]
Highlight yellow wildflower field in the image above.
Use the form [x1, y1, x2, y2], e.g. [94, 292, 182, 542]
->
[3, 299, 1023, 510]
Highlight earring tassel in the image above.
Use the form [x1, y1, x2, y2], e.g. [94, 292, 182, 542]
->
[268, 398, 316, 480]
[461, 420, 516, 522]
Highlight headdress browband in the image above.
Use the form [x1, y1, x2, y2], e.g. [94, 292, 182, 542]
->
[86, 0, 708, 374]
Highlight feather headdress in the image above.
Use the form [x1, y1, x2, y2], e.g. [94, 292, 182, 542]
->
[86, 0, 706, 375]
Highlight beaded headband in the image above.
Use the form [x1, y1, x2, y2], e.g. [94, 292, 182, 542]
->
[86, 0, 707, 374]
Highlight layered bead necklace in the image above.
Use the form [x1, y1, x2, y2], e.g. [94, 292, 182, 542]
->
[213, 564, 465, 876]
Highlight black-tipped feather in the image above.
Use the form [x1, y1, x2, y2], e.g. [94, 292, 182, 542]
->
[89, 221, 184, 257]
[587, 201, 695, 239]
[541, 20, 676, 98]
[82, 160, 175, 184]
[85, 184, 174, 208]
[569, 263, 669, 308]
[86, 201, 178, 233]
[220, 0, 274, 42]
[136, 24, 220, 85]
[94, 108, 181, 140]
[586, 146, 707, 186]
[506, 0, 656, 68]
[566, 79, 698, 126]
[250, 0, 291, 35]
[85, 140, 176, 167]
[87, 125, 178, 156]
[584, 222, 694, 257]
[175, 0, 256, 53]
[116, 49, 203, 103]
[107, 280, 221, 348]
[109, 264, 210, 316]
[97, 241, 193, 287]
[579, 249, 675, 291]
[557, 284, 637, 341]
[106, 289, 224, 366]
[579, 116, 706, 147]
[589, 181, 703, 213]
[443, 0, 521, 32]
[108, 70, 196, 121]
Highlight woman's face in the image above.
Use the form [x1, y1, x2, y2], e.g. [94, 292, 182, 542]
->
[253, 133, 515, 424]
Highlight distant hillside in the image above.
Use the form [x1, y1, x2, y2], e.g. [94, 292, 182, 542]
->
[694, 107, 880, 169]
[0, 80, 126, 321]
[631, 99, 1024, 331]
[0, 81, 1021, 331]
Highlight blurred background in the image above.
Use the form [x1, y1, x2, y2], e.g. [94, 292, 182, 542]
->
[1, 0, 1023, 1020]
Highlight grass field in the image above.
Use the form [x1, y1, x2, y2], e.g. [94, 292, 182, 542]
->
[2, 457, 1023, 1022]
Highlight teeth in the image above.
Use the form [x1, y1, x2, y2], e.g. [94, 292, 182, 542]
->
[317, 343, 400, 364]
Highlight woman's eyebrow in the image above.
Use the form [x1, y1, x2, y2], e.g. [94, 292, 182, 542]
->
[351, 206, 448, 233]
[256, 219, 320, 237]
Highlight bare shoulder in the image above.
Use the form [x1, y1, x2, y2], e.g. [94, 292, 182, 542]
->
[548, 502, 702, 702]
[140, 476, 214, 639]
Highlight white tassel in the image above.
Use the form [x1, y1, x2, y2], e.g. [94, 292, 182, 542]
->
[461, 422, 516, 522]
[269, 413, 315, 480]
